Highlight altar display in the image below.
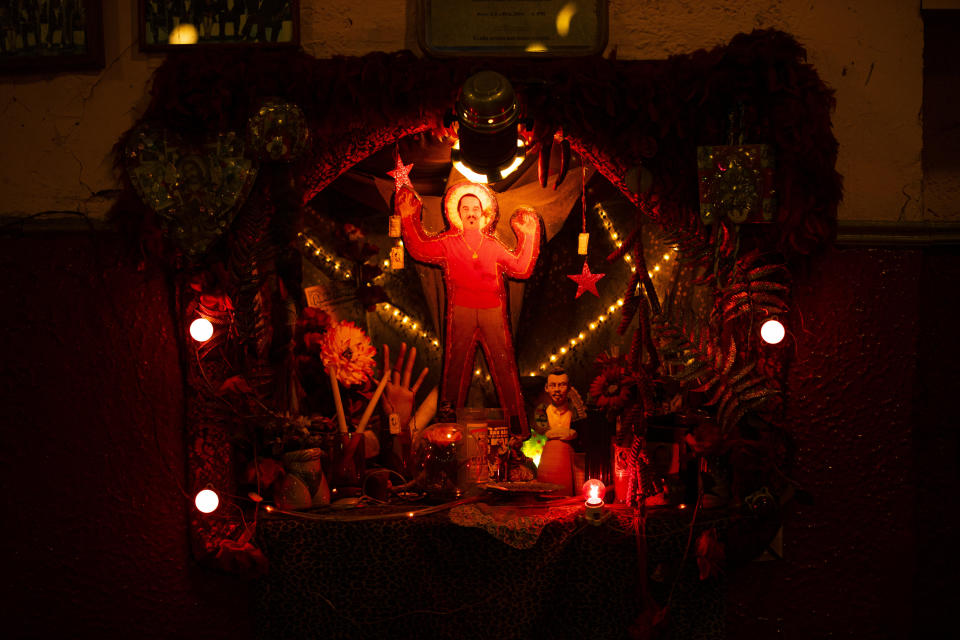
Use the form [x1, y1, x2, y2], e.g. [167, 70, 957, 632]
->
[113, 28, 842, 639]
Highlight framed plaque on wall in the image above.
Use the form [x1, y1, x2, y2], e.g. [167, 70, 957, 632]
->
[419, 0, 608, 57]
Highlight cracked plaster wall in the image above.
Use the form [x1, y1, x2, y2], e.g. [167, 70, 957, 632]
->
[0, 1, 930, 223]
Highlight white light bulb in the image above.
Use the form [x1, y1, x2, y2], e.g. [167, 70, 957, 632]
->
[195, 489, 219, 513]
[190, 318, 214, 342]
[761, 319, 786, 345]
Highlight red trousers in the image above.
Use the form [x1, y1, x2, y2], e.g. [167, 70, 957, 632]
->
[443, 304, 528, 436]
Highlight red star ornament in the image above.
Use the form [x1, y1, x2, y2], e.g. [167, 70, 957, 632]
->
[568, 259, 605, 298]
[388, 152, 414, 193]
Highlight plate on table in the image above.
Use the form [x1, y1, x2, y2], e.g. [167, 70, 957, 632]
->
[484, 481, 564, 494]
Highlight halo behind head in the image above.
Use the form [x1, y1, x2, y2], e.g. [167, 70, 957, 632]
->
[442, 181, 499, 233]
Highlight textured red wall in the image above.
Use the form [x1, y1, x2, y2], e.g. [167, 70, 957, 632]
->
[727, 246, 960, 637]
[0, 234, 955, 638]
[0, 233, 252, 639]
[910, 246, 960, 638]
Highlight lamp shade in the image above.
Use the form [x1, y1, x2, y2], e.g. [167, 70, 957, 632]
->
[454, 71, 523, 182]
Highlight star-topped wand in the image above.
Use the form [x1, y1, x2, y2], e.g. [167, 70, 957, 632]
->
[387, 148, 415, 266]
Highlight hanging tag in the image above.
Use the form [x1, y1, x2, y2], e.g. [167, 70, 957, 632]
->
[388, 215, 401, 238]
[389, 413, 401, 435]
[578, 232, 590, 255]
[303, 285, 325, 308]
[390, 245, 404, 269]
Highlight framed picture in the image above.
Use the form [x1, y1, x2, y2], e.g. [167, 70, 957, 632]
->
[0, 1, 104, 74]
[139, 1, 300, 51]
[419, 0, 608, 57]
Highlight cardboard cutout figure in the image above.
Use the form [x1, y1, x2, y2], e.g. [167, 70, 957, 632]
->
[397, 182, 541, 436]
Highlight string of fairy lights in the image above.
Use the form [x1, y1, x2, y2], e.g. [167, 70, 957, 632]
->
[298, 232, 354, 281]
[377, 302, 442, 352]
[525, 204, 676, 375]
[528, 298, 624, 376]
[298, 207, 678, 376]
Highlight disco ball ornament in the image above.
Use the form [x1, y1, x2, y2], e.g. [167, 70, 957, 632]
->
[247, 99, 309, 162]
[124, 125, 258, 257]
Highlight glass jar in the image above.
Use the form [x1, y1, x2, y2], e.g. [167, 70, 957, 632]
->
[412, 422, 479, 501]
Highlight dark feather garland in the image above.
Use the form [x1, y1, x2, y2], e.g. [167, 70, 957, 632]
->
[714, 251, 791, 342]
[228, 188, 277, 384]
[653, 317, 780, 433]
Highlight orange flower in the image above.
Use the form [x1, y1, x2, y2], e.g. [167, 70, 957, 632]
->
[320, 321, 376, 386]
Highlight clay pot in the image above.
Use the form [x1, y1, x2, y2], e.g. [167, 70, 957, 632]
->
[537, 439, 575, 496]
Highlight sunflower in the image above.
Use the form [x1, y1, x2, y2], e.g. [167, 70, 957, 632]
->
[319, 321, 376, 386]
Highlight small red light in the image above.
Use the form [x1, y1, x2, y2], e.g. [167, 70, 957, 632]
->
[190, 318, 214, 342]
[195, 489, 219, 513]
[582, 478, 605, 507]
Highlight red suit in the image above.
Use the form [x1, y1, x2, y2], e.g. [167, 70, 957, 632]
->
[398, 183, 541, 436]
